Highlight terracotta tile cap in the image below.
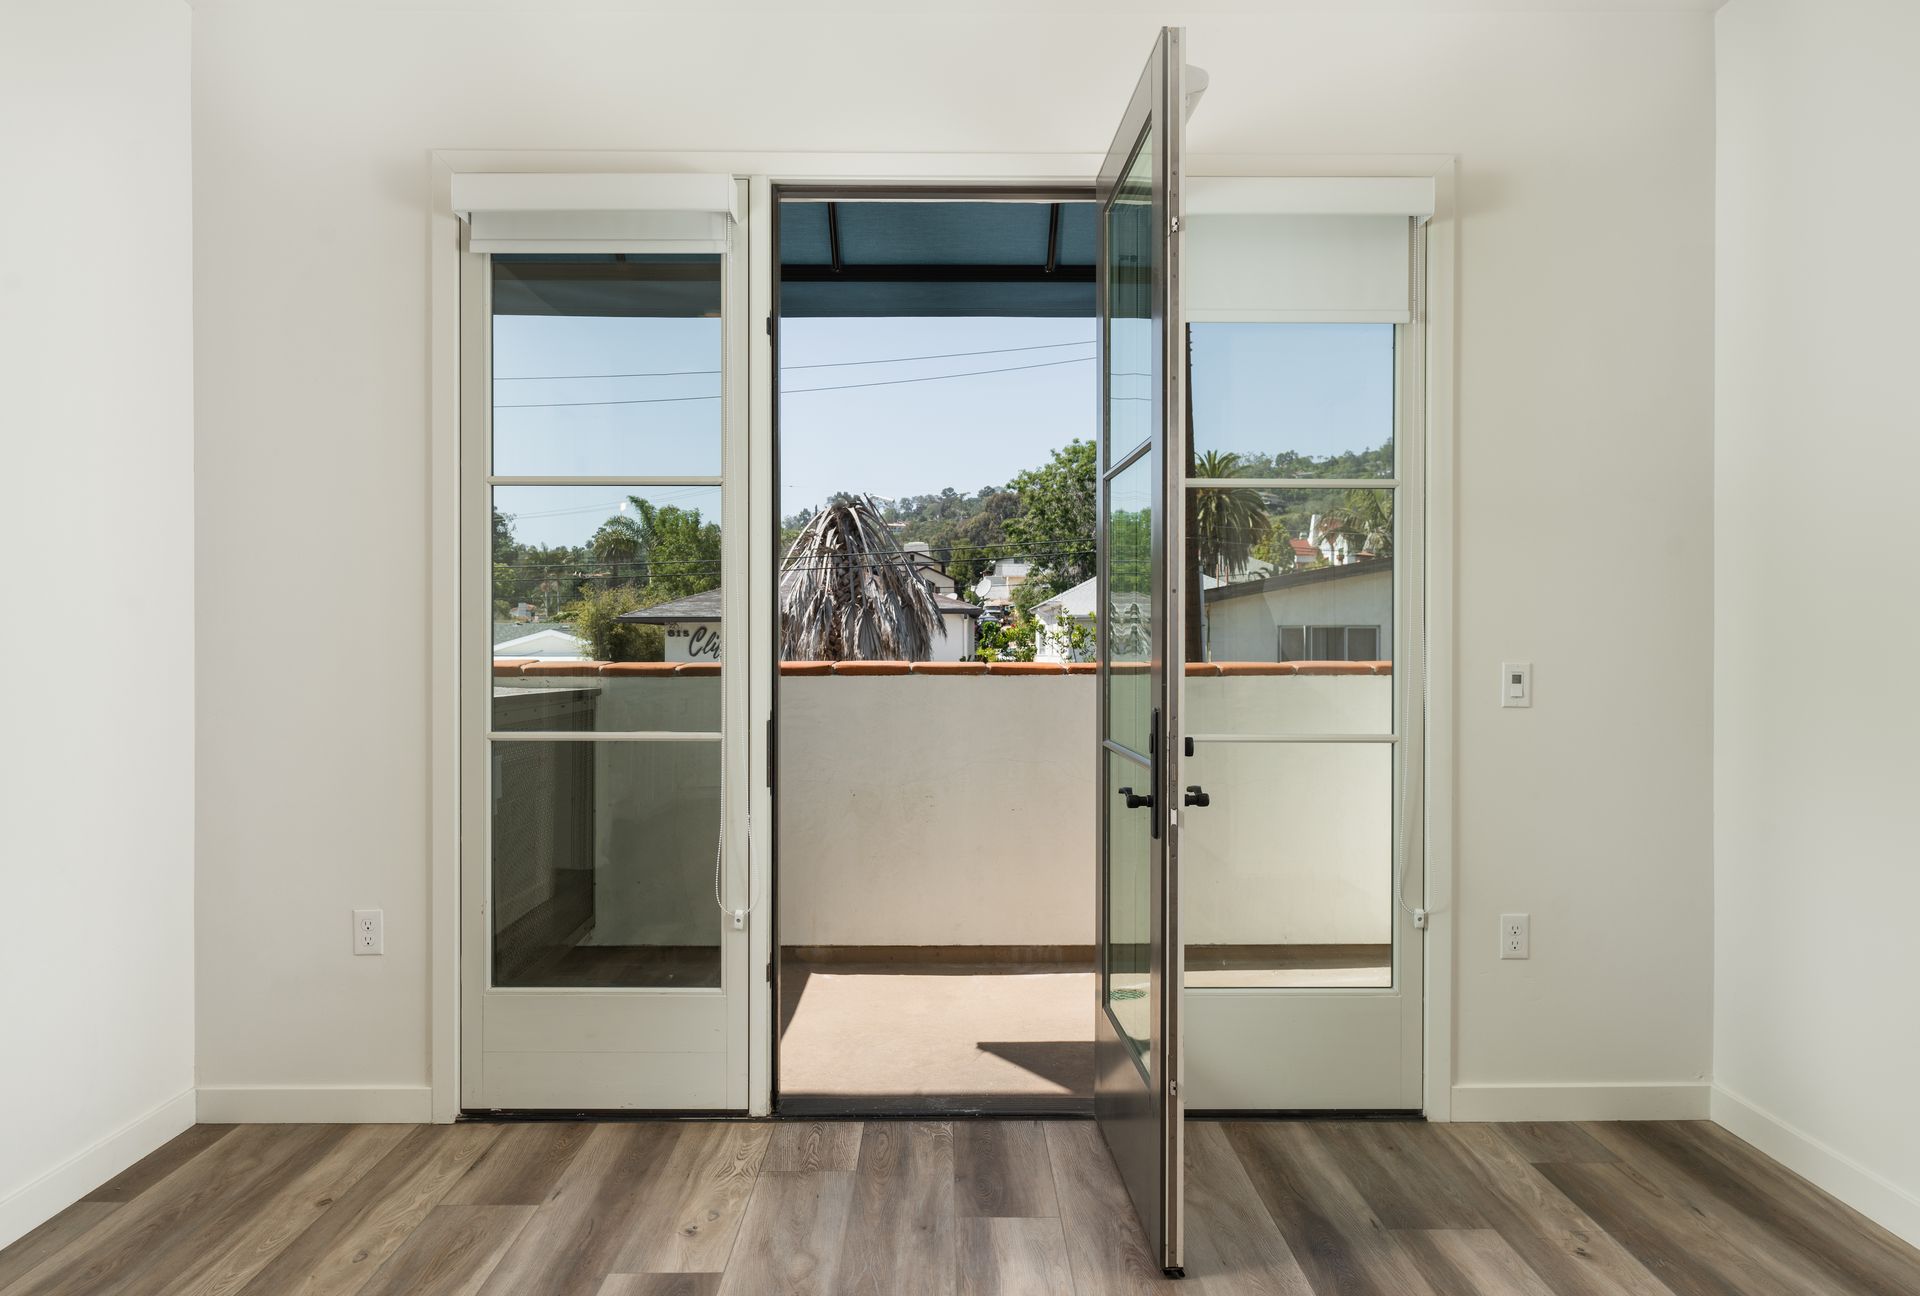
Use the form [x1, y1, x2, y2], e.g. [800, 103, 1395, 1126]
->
[984, 661, 1066, 675]
[1292, 661, 1376, 676]
[598, 661, 682, 676]
[1183, 662, 1222, 677]
[832, 661, 912, 676]
[779, 661, 835, 676]
[492, 659, 535, 676]
[674, 662, 722, 676]
[1214, 662, 1298, 676]
[520, 660, 608, 676]
[1063, 662, 1098, 675]
[909, 661, 989, 675]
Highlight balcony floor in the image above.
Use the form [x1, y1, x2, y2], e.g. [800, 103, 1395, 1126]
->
[776, 946, 1392, 1114]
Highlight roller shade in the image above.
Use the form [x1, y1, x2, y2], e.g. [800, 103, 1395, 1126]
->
[451, 172, 737, 254]
[1185, 177, 1432, 324]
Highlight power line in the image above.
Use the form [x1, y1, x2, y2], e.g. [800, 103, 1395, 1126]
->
[493, 339, 1095, 382]
[495, 356, 1094, 410]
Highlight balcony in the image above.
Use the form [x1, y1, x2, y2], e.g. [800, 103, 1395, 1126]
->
[492, 659, 1394, 1108]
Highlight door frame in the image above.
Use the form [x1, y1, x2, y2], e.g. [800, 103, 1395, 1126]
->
[427, 149, 1457, 1123]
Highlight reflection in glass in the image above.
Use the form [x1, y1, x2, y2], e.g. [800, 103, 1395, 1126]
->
[491, 255, 723, 478]
[1187, 322, 1393, 477]
[1105, 454, 1153, 756]
[1106, 129, 1155, 464]
[491, 740, 721, 988]
[1182, 740, 1392, 988]
[1104, 748, 1153, 1071]
[491, 486, 723, 733]
[1187, 484, 1392, 657]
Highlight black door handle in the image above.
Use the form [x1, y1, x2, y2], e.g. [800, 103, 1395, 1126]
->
[1184, 785, 1210, 808]
[1117, 786, 1155, 810]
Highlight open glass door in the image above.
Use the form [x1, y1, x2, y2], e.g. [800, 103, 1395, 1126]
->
[1094, 26, 1186, 1276]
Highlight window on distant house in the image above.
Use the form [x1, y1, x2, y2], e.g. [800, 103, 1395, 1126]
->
[1279, 624, 1382, 662]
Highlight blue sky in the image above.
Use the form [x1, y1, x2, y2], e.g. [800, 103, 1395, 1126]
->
[491, 313, 1392, 549]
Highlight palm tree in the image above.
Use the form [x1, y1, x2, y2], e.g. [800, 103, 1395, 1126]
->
[780, 494, 945, 661]
[1185, 450, 1270, 660]
[1320, 489, 1393, 559]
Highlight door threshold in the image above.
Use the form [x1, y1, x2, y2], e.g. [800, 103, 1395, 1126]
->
[776, 1096, 1094, 1120]
[1184, 1108, 1424, 1121]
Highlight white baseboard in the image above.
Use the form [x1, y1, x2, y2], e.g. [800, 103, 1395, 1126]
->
[0, 1086, 196, 1251]
[1711, 1083, 1920, 1250]
[1448, 1081, 1711, 1122]
[195, 1085, 434, 1124]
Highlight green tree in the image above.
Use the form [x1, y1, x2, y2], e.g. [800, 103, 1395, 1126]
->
[1004, 439, 1096, 601]
[563, 583, 663, 662]
[1185, 450, 1270, 660]
[626, 497, 723, 600]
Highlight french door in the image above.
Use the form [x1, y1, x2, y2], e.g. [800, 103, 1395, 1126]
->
[458, 189, 754, 1111]
[1094, 26, 1187, 1276]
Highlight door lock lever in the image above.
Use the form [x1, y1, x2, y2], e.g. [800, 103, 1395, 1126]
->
[1117, 786, 1155, 810]
[1183, 785, 1210, 808]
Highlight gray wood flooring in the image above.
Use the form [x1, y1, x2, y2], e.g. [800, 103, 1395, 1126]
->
[2, 1118, 1915, 1295]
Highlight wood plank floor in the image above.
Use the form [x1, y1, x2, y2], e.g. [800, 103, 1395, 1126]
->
[4, 1118, 1916, 1295]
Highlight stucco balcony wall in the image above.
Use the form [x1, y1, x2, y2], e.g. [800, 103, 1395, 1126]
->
[492, 661, 1395, 950]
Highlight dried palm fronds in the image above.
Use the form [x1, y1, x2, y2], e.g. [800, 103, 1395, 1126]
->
[780, 495, 946, 661]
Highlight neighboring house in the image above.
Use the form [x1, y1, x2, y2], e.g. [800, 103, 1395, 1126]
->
[971, 558, 1030, 610]
[1031, 576, 1097, 662]
[1203, 557, 1393, 663]
[614, 588, 725, 663]
[493, 621, 587, 660]
[902, 542, 957, 596]
[623, 579, 983, 663]
[1032, 572, 1224, 662]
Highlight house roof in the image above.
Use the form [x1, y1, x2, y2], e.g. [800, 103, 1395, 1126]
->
[1203, 556, 1394, 605]
[619, 582, 982, 624]
[493, 620, 582, 646]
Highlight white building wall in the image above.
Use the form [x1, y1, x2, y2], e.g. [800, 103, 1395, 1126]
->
[1714, 0, 1920, 1246]
[0, 0, 197, 1248]
[1206, 566, 1395, 662]
[193, 4, 1715, 1117]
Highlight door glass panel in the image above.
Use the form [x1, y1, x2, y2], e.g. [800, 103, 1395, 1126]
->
[490, 485, 722, 732]
[1104, 747, 1154, 1071]
[491, 739, 721, 988]
[1182, 740, 1393, 988]
[491, 254, 724, 478]
[1187, 322, 1394, 477]
[1185, 485, 1393, 734]
[1106, 130, 1155, 464]
[1105, 453, 1154, 755]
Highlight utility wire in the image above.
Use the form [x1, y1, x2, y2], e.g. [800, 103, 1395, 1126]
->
[493, 339, 1095, 382]
[495, 356, 1095, 409]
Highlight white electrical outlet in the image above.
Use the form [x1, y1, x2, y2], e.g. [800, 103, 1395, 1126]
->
[353, 909, 384, 956]
[1500, 913, 1530, 959]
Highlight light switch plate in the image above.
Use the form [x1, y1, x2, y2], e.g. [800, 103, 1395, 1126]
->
[1501, 661, 1533, 708]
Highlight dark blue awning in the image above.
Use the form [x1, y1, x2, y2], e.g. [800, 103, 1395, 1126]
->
[780, 200, 1095, 318]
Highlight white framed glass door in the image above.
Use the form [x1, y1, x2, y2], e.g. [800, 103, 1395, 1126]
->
[1174, 194, 1429, 1111]
[459, 196, 754, 1111]
[1094, 26, 1186, 1276]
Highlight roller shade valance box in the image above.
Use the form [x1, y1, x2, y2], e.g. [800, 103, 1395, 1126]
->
[1186, 176, 1432, 324]
[452, 172, 738, 254]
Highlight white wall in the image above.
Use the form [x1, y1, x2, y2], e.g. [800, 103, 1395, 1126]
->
[0, 0, 197, 1248]
[1714, 0, 1920, 1245]
[192, 4, 1716, 1116]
